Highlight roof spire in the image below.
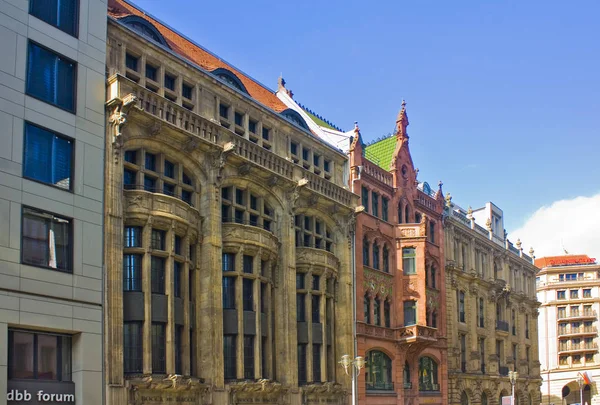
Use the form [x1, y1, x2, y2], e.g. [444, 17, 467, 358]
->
[395, 99, 409, 140]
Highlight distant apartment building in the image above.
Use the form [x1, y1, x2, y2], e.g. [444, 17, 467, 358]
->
[444, 200, 542, 405]
[537, 254, 599, 405]
[0, 1, 107, 405]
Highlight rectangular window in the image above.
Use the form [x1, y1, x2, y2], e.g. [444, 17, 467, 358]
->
[296, 294, 306, 322]
[163, 160, 175, 178]
[297, 344, 307, 384]
[296, 273, 305, 289]
[164, 73, 176, 91]
[144, 175, 156, 192]
[243, 255, 254, 274]
[125, 53, 138, 71]
[261, 283, 267, 314]
[384, 301, 391, 327]
[243, 278, 254, 311]
[429, 221, 435, 243]
[404, 301, 416, 326]
[124, 226, 142, 247]
[27, 42, 76, 112]
[219, 103, 229, 119]
[312, 294, 320, 323]
[371, 192, 379, 217]
[302, 147, 309, 161]
[174, 235, 182, 255]
[151, 229, 165, 250]
[22, 207, 72, 272]
[182, 83, 193, 100]
[402, 248, 416, 275]
[145, 64, 157, 81]
[123, 254, 142, 291]
[162, 183, 175, 196]
[244, 336, 254, 379]
[262, 127, 270, 140]
[290, 141, 298, 156]
[175, 326, 183, 375]
[145, 152, 156, 171]
[570, 290, 579, 299]
[313, 344, 321, 382]
[182, 190, 193, 206]
[174, 261, 182, 298]
[478, 297, 485, 327]
[223, 335, 236, 380]
[123, 322, 143, 373]
[584, 289, 592, 298]
[151, 257, 165, 294]
[23, 123, 73, 190]
[458, 291, 465, 323]
[234, 112, 243, 127]
[124, 150, 137, 164]
[361, 187, 369, 210]
[8, 329, 71, 381]
[124, 169, 136, 189]
[382, 197, 388, 221]
[30, 0, 78, 36]
[222, 276, 236, 309]
[557, 290, 566, 300]
[151, 323, 166, 373]
[324, 159, 331, 172]
[223, 253, 235, 272]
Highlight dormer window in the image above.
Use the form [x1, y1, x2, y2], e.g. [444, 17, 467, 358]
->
[120, 16, 170, 48]
[281, 109, 309, 130]
[213, 68, 248, 94]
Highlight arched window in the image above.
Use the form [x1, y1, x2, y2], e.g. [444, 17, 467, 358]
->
[415, 212, 422, 223]
[120, 16, 169, 47]
[418, 356, 439, 391]
[364, 294, 371, 324]
[384, 300, 391, 327]
[281, 109, 310, 130]
[373, 244, 380, 270]
[431, 310, 437, 328]
[404, 205, 410, 224]
[365, 351, 393, 391]
[363, 238, 370, 266]
[481, 392, 488, 405]
[398, 203, 403, 224]
[461, 391, 469, 405]
[374, 298, 381, 325]
[431, 265, 437, 288]
[212, 68, 249, 94]
[383, 245, 390, 273]
[403, 361, 411, 388]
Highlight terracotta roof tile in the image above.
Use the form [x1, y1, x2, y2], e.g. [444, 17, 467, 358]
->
[108, 0, 288, 113]
[535, 255, 597, 268]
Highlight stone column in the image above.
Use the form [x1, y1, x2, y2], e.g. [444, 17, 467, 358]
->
[142, 217, 153, 374]
[165, 223, 175, 374]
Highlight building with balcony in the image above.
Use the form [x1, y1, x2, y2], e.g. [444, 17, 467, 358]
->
[103, 1, 357, 405]
[536, 254, 600, 405]
[0, 1, 107, 405]
[343, 105, 448, 405]
[444, 200, 542, 405]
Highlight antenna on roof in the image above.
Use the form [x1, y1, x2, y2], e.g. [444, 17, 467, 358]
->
[561, 239, 569, 255]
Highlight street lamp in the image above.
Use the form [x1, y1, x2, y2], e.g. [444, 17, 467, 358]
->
[508, 371, 518, 405]
[339, 355, 366, 405]
[577, 374, 584, 405]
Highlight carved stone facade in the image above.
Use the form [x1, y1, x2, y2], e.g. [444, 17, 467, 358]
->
[104, 2, 356, 404]
[444, 200, 542, 405]
[348, 106, 448, 405]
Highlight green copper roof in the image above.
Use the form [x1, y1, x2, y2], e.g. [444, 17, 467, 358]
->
[364, 135, 396, 170]
[304, 110, 337, 130]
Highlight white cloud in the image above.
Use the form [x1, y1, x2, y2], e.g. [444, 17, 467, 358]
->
[511, 193, 600, 261]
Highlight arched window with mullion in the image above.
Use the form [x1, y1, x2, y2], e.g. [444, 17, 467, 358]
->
[418, 356, 439, 391]
[372, 243, 380, 270]
[363, 237, 370, 266]
[365, 350, 393, 391]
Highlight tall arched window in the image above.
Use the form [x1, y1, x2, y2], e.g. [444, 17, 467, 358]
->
[363, 238, 370, 266]
[404, 205, 410, 224]
[403, 361, 411, 388]
[364, 294, 371, 324]
[373, 244, 380, 270]
[398, 203, 403, 224]
[384, 300, 391, 327]
[383, 245, 389, 273]
[461, 391, 469, 405]
[481, 393, 488, 405]
[418, 356, 439, 391]
[431, 265, 437, 288]
[365, 351, 393, 391]
[374, 298, 381, 326]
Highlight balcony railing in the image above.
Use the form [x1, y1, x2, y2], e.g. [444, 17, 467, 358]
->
[558, 326, 597, 336]
[221, 217, 274, 233]
[403, 382, 412, 389]
[366, 382, 394, 391]
[558, 343, 598, 353]
[124, 184, 193, 206]
[496, 320, 509, 332]
[558, 310, 597, 320]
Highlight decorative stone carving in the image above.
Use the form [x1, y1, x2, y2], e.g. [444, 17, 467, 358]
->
[108, 94, 138, 163]
[363, 268, 393, 299]
[149, 121, 162, 137]
[302, 382, 347, 403]
[128, 375, 211, 405]
[229, 379, 288, 404]
[237, 163, 251, 176]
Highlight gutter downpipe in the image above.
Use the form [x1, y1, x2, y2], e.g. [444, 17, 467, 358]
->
[350, 165, 361, 405]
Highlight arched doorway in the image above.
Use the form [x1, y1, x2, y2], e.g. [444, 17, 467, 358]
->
[461, 391, 468, 405]
[481, 392, 488, 405]
[562, 381, 591, 405]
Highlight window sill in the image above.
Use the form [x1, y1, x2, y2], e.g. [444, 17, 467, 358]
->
[21, 262, 73, 275]
[366, 390, 397, 397]
[25, 92, 76, 115]
[23, 176, 74, 194]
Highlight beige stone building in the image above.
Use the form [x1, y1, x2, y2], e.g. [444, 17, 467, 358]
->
[536, 254, 600, 405]
[104, 1, 356, 405]
[443, 199, 542, 405]
[0, 1, 107, 405]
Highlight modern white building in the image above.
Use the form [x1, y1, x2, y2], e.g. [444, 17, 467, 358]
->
[537, 254, 600, 405]
[0, 1, 107, 405]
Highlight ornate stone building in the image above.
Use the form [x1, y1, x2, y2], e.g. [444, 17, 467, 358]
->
[348, 105, 448, 405]
[104, 1, 357, 404]
[443, 200, 542, 405]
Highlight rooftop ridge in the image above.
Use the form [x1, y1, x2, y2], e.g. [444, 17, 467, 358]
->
[296, 101, 343, 132]
[118, 0, 279, 100]
[365, 133, 394, 147]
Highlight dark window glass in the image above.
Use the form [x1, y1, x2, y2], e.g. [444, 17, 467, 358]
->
[418, 356, 439, 391]
[189, 269, 194, 301]
[249, 120, 257, 134]
[151, 323, 166, 373]
[262, 127, 270, 140]
[261, 283, 267, 314]
[189, 329, 195, 376]
[8, 330, 72, 381]
[290, 142, 298, 155]
[124, 169, 136, 189]
[163, 160, 175, 178]
[296, 273, 305, 289]
[174, 261, 182, 298]
[219, 104, 229, 119]
[383, 246, 390, 273]
[22, 207, 71, 272]
[234, 112, 243, 127]
[364, 295, 371, 324]
[404, 301, 416, 326]
[30, 0, 78, 36]
[222, 277, 236, 309]
[164, 74, 175, 91]
[182, 83, 193, 100]
[123, 322, 143, 373]
[145, 153, 156, 171]
[173, 235, 182, 255]
[262, 337, 268, 378]
[175, 326, 183, 375]
[384, 301, 391, 327]
[243, 255, 253, 274]
[313, 344, 321, 382]
[144, 175, 156, 192]
[124, 150, 137, 164]
[458, 291, 465, 322]
[302, 148, 309, 161]
[296, 294, 306, 322]
[125, 53, 138, 71]
[297, 344, 307, 384]
[363, 238, 370, 266]
[182, 190, 193, 206]
[403, 248, 416, 275]
[223, 253, 235, 272]
[373, 244, 380, 270]
[374, 298, 381, 325]
[382, 198, 389, 221]
[151, 257, 165, 294]
[23, 123, 72, 190]
[372, 192, 379, 217]
[145, 64, 157, 81]
[151, 229, 165, 250]
[361, 187, 369, 210]
[163, 183, 175, 196]
[244, 336, 254, 379]
[124, 226, 141, 247]
[27, 42, 76, 112]
[223, 335, 236, 380]
[313, 154, 320, 166]
[365, 350, 393, 391]
[312, 294, 320, 323]
[324, 160, 330, 172]
[243, 278, 254, 311]
[123, 254, 142, 291]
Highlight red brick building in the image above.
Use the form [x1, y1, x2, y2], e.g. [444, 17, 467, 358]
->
[349, 103, 448, 405]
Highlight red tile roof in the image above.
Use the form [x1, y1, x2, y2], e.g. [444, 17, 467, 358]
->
[107, 0, 288, 113]
[535, 255, 597, 268]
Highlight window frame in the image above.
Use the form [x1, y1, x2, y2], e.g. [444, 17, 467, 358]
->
[123, 322, 143, 374]
[29, 0, 79, 37]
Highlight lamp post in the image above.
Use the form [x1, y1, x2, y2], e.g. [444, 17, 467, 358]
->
[508, 371, 518, 405]
[577, 374, 584, 405]
[339, 354, 366, 405]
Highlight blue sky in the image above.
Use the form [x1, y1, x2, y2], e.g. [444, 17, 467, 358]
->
[132, 0, 599, 235]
